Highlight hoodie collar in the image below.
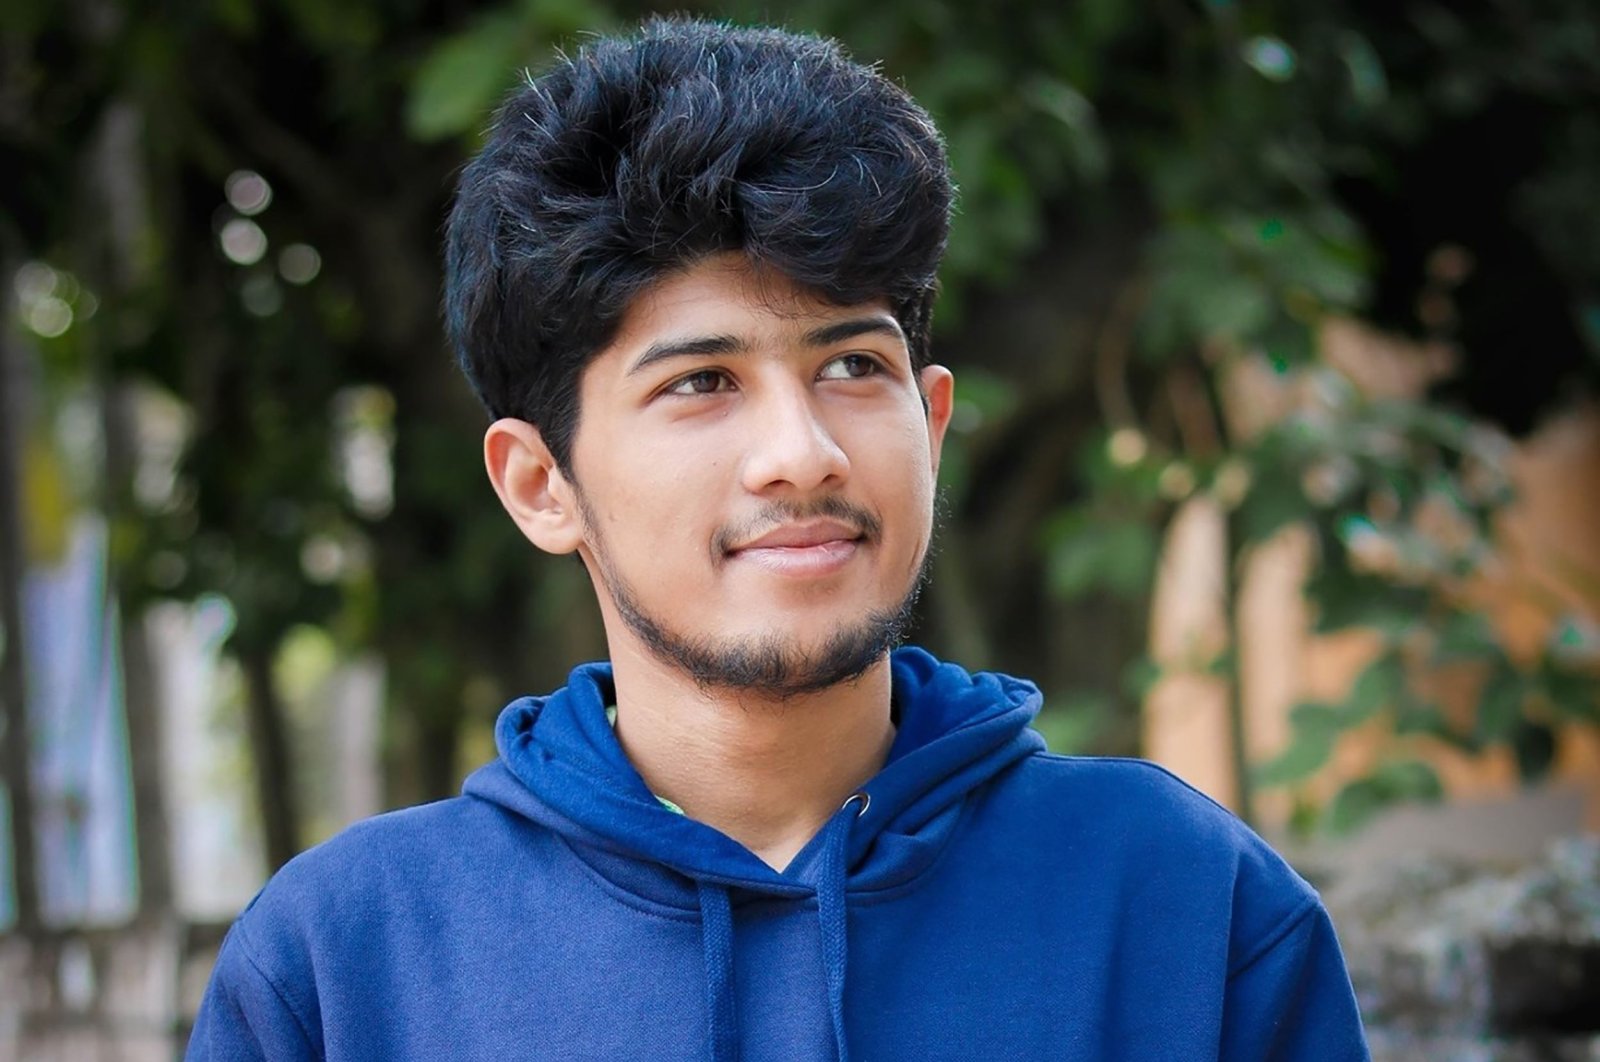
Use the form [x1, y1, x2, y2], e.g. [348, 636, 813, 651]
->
[462, 646, 1045, 902]
[464, 648, 1045, 1062]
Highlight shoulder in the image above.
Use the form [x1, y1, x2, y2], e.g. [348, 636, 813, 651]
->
[197, 796, 530, 1054]
[988, 753, 1323, 959]
[249, 795, 513, 915]
[230, 794, 531, 974]
[998, 752, 1264, 848]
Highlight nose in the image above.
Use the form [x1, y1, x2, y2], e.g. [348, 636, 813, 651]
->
[740, 383, 850, 495]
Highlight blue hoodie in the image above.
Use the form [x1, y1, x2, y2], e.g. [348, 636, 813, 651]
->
[189, 649, 1368, 1060]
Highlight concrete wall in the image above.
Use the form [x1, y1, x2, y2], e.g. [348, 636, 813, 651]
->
[0, 921, 222, 1062]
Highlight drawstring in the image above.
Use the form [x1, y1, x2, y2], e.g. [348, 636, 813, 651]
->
[818, 792, 868, 1062]
[696, 792, 867, 1062]
[699, 880, 739, 1062]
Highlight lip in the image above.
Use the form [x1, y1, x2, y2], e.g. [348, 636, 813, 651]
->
[732, 519, 865, 552]
[726, 519, 865, 577]
[732, 538, 860, 577]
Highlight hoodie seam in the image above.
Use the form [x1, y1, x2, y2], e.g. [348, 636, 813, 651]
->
[1226, 897, 1320, 980]
[829, 792, 979, 906]
[552, 832, 711, 922]
[548, 792, 980, 914]
[1030, 753, 1258, 831]
[233, 918, 322, 1057]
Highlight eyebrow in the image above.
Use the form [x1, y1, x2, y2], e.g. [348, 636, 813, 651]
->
[801, 315, 906, 349]
[626, 315, 907, 376]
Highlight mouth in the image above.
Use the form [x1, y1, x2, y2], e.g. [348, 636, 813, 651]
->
[725, 519, 866, 576]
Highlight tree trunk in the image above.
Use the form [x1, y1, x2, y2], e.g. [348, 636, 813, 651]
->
[415, 709, 460, 805]
[87, 101, 176, 917]
[0, 246, 41, 933]
[240, 643, 300, 872]
[102, 386, 174, 915]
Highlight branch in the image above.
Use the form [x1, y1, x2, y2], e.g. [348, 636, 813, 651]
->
[203, 76, 359, 215]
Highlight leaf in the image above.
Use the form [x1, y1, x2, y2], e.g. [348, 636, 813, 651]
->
[1305, 561, 1428, 636]
[1475, 661, 1527, 744]
[1537, 661, 1600, 723]
[407, 12, 528, 141]
[1234, 463, 1306, 544]
[1121, 655, 1163, 701]
[1032, 690, 1110, 754]
[1045, 516, 1158, 600]
[1394, 696, 1474, 749]
[1434, 609, 1498, 661]
[1253, 702, 1343, 787]
[1323, 758, 1440, 834]
[1192, 275, 1275, 342]
[948, 368, 1020, 428]
[1288, 700, 1346, 733]
[1253, 733, 1335, 788]
[1371, 758, 1444, 802]
[1344, 652, 1404, 722]
[1258, 317, 1316, 369]
[1324, 779, 1386, 833]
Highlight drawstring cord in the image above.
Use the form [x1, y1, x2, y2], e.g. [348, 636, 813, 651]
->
[696, 792, 868, 1062]
[699, 881, 739, 1062]
[818, 792, 868, 1062]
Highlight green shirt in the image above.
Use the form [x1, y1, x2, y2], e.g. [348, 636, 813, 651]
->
[605, 704, 685, 815]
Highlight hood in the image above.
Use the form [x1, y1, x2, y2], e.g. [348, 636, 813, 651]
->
[462, 646, 1043, 897]
[460, 646, 1045, 1062]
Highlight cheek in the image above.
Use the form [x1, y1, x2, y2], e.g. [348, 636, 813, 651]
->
[601, 441, 731, 543]
[845, 415, 936, 528]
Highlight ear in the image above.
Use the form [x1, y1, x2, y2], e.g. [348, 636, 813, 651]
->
[483, 418, 585, 555]
[918, 364, 955, 478]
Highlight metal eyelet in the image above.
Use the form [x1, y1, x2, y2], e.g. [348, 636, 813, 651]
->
[841, 791, 870, 817]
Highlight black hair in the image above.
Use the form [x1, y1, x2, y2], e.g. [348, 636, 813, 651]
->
[443, 17, 953, 471]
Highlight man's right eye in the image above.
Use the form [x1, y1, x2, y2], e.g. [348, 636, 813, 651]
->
[665, 370, 733, 396]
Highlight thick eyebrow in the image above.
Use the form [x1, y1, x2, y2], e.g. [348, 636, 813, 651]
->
[625, 315, 906, 377]
[802, 316, 906, 349]
[627, 334, 749, 377]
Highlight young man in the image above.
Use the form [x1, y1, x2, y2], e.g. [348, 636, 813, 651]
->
[190, 19, 1369, 1061]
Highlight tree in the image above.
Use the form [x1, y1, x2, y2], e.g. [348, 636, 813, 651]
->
[2, 0, 1596, 892]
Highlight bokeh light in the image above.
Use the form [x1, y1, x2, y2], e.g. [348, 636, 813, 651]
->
[240, 275, 282, 316]
[278, 244, 321, 285]
[1108, 427, 1148, 467]
[1243, 36, 1297, 81]
[219, 219, 268, 266]
[224, 170, 273, 215]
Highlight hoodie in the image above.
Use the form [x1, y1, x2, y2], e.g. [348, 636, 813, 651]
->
[188, 648, 1369, 1060]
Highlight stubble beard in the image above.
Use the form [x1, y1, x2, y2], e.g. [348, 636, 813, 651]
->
[576, 488, 931, 699]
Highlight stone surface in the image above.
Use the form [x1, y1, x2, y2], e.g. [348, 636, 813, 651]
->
[0, 922, 222, 1062]
[1324, 836, 1600, 1060]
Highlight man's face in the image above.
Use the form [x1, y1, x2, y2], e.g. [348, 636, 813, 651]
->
[564, 253, 954, 695]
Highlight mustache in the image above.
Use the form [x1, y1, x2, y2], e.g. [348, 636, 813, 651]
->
[711, 495, 882, 556]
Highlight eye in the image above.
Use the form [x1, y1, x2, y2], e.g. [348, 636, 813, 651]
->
[664, 369, 734, 396]
[817, 353, 882, 381]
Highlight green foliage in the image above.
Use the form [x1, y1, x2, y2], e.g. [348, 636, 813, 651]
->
[1225, 368, 1600, 829]
[407, 0, 615, 142]
[1032, 689, 1114, 755]
[8, 0, 1597, 842]
[1043, 509, 1159, 600]
[1324, 758, 1444, 834]
[1253, 702, 1343, 788]
[934, 367, 1019, 504]
[1139, 210, 1368, 363]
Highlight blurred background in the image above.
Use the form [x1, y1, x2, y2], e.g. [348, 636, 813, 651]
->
[2, 0, 1598, 1057]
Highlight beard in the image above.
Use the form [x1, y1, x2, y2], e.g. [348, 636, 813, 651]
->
[577, 490, 931, 698]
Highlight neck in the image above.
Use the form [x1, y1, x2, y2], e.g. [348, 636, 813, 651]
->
[605, 637, 895, 872]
